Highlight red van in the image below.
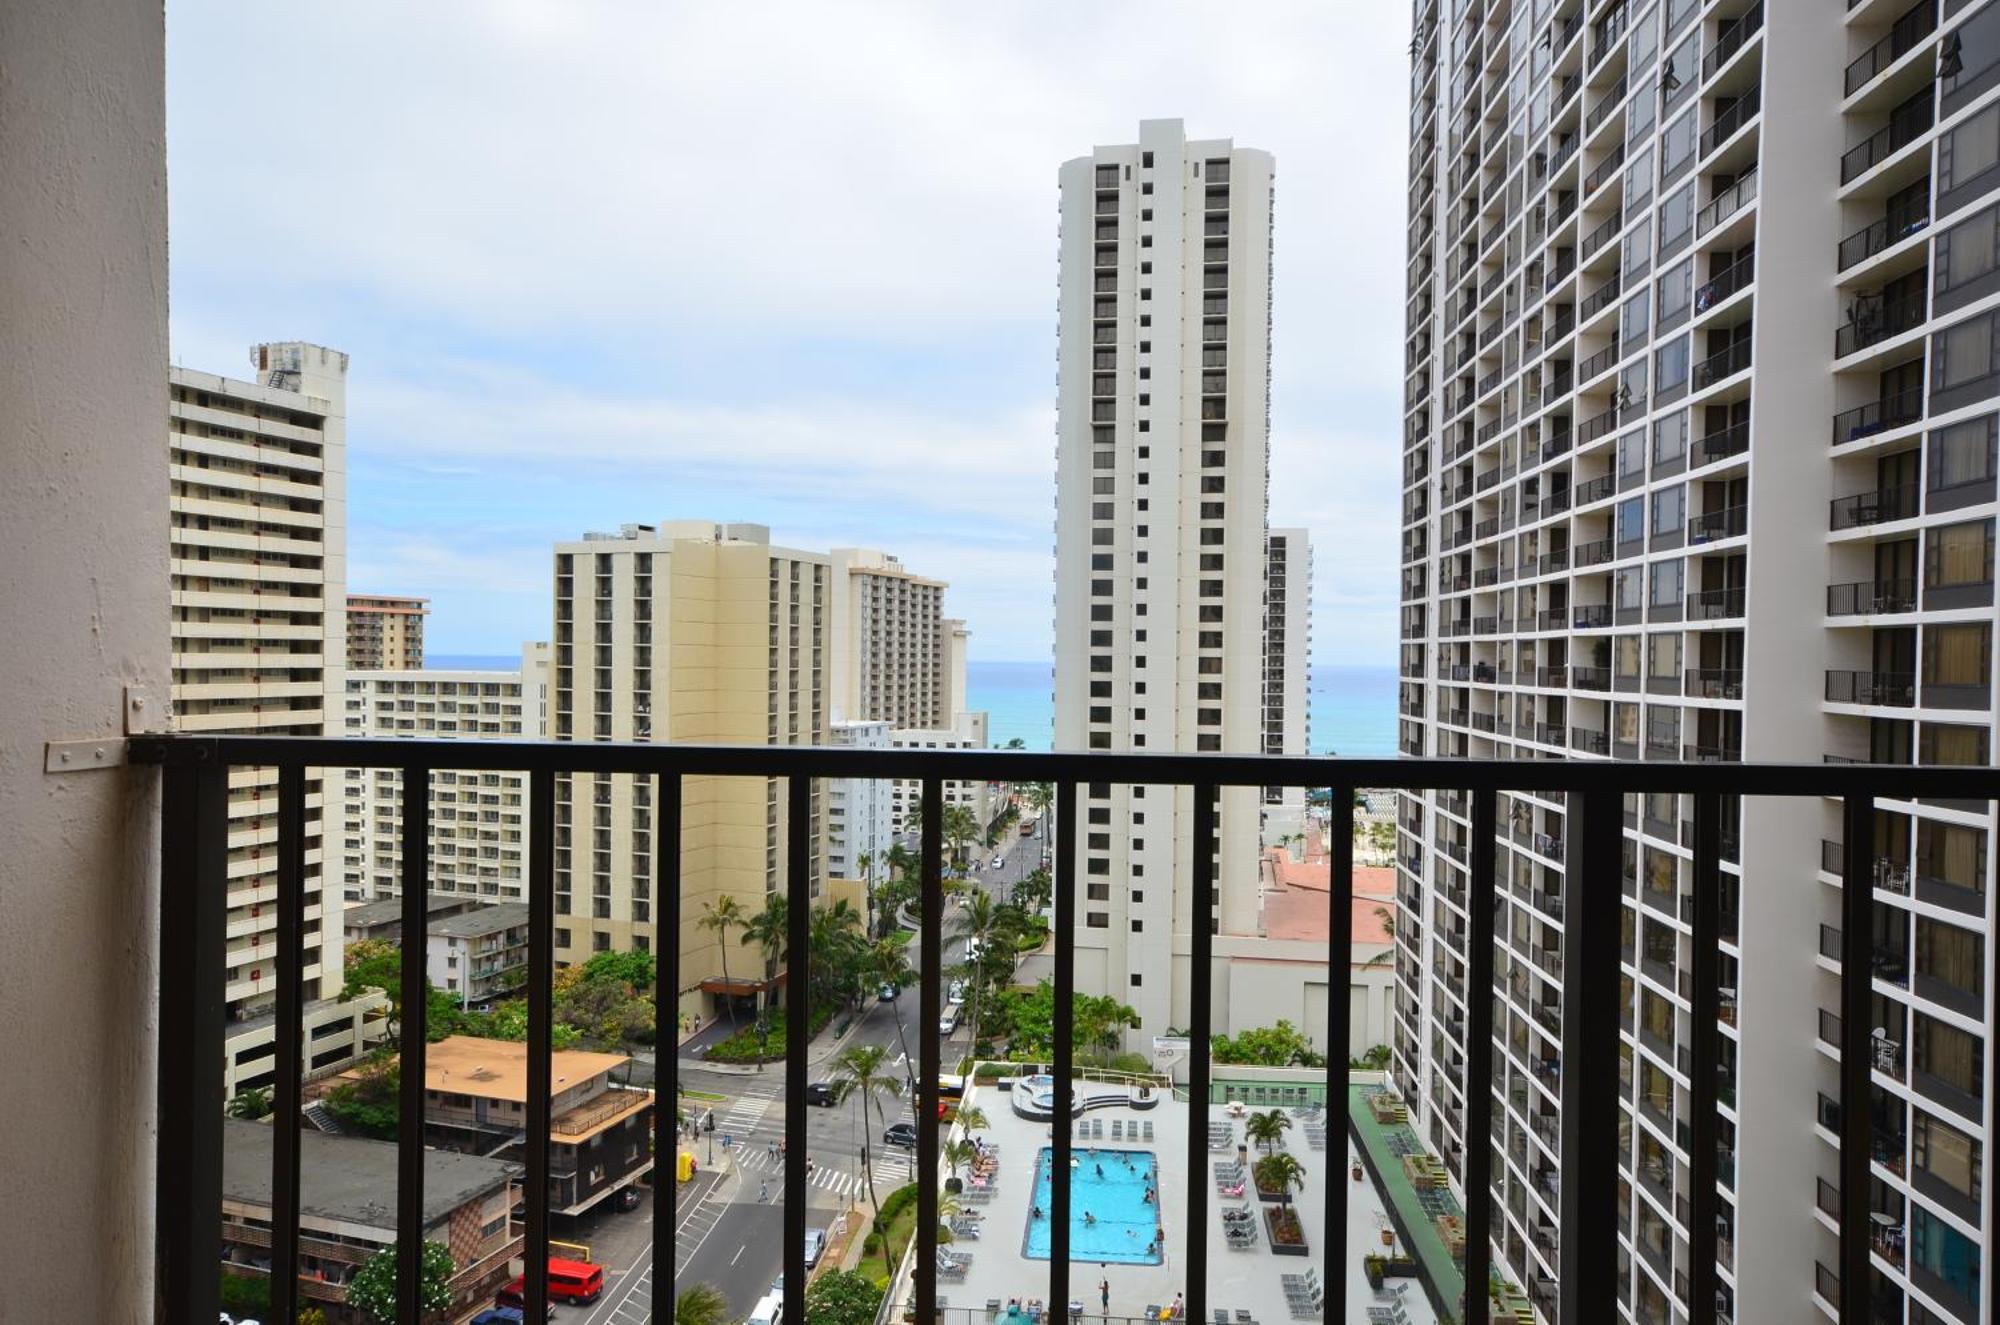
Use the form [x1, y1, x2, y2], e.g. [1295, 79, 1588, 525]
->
[498, 1257, 605, 1307]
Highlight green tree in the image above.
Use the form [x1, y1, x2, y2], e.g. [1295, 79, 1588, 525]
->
[218, 1271, 269, 1321]
[831, 1043, 903, 1276]
[323, 1059, 400, 1139]
[805, 1269, 885, 1325]
[226, 1086, 273, 1120]
[942, 1137, 977, 1182]
[1258, 1150, 1308, 1212]
[582, 947, 655, 990]
[942, 804, 980, 865]
[676, 1283, 731, 1325]
[809, 898, 868, 1011]
[699, 895, 748, 1035]
[1245, 1107, 1294, 1156]
[345, 1239, 455, 1323]
[869, 937, 917, 1068]
[1211, 1019, 1325, 1068]
[1003, 737, 1028, 751]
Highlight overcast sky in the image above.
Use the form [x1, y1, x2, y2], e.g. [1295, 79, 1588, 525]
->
[167, 1, 1413, 666]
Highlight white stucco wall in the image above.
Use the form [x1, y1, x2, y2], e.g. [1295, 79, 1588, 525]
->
[0, 0, 168, 1317]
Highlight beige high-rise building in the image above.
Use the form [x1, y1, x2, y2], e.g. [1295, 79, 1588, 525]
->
[828, 548, 951, 728]
[550, 522, 826, 1019]
[169, 341, 379, 1094]
[1053, 119, 1277, 1040]
[337, 641, 547, 906]
[346, 593, 428, 670]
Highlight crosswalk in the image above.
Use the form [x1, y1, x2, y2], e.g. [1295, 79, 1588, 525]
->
[730, 1140, 914, 1198]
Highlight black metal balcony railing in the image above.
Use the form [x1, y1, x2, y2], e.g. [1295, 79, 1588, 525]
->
[1827, 578, 1919, 615]
[1701, 1, 1764, 82]
[133, 736, 2000, 1325]
[1826, 669, 1917, 706]
[1837, 205, 1931, 271]
[1832, 386, 1925, 445]
[1844, 0, 1939, 97]
[1693, 339, 1752, 389]
[1696, 167, 1759, 236]
[1841, 96, 1936, 184]
[1829, 483, 1921, 530]
[1688, 504, 1748, 543]
[1694, 251, 1755, 313]
[1835, 288, 1928, 358]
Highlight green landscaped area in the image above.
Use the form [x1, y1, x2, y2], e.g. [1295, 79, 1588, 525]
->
[1348, 1082, 1465, 1325]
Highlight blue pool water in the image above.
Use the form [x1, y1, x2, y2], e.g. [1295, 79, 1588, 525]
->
[1023, 1146, 1162, 1265]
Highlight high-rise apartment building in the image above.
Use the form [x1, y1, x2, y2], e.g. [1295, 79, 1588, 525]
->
[1399, 3, 1996, 1321]
[1263, 528, 1313, 845]
[337, 643, 546, 905]
[1054, 119, 1276, 1038]
[346, 593, 428, 670]
[169, 341, 378, 1093]
[550, 522, 826, 1019]
[827, 550, 997, 844]
[828, 719, 896, 886]
[828, 548, 950, 728]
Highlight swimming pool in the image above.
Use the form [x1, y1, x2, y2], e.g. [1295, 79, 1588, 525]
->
[1022, 1146, 1162, 1265]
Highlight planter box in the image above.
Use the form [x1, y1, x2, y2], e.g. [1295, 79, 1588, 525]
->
[1254, 1183, 1288, 1204]
[1264, 1209, 1310, 1256]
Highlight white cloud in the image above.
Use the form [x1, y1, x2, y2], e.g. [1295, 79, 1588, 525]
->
[167, 0, 1415, 667]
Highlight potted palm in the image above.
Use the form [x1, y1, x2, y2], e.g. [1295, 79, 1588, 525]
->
[1259, 1153, 1309, 1255]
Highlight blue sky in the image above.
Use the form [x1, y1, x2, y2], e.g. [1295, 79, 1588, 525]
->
[166, 2, 1411, 665]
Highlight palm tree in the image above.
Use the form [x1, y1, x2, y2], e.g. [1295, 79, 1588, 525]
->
[676, 1283, 731, 1325]
[942, 803, 981, 867]
[832, 1044, 904, 1276]
[942, 1138, 977, 1184]
[741, 894, 790, 1068]
[1004, 736, 1027, 750]
[698, 896, 748, 1034]
[1246, 1108, 1294, 1156]
[809, 899, 867, 1011]
[951, 890, 1003, 1045]
[954, 1104, 990, 1136]
[886, 841, 915, 881]
[1261, 1150, 1308, 1220]
[869, 938, 917, 1068]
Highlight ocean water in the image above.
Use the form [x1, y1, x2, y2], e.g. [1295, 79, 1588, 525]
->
[968, 659, 1396, 757]
[428, 654, 1396, 757]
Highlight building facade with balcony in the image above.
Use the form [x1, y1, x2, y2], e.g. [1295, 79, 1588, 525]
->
[827, 548, 998, 850]
[220, 1118, 521, 1325]
[1054, 119, 1280, 1040]
[338, 650, 545, 906]
[170, 342, 384, 1095]
[419, 1036, 654, 1218]
[1399, 1, 1996, 1321]
[344, 592, 428, 671]
[425, 902, 532, 1008]
[1262, 527, 1314, 846]
[550, 521, 827, 1012]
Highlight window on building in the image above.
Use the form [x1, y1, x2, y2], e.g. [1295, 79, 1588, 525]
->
[1926, 520, 1996, 588]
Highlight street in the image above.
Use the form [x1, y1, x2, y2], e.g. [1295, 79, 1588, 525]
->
[573, 818, 1047, 1323]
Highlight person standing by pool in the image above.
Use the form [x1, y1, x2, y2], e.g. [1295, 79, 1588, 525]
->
[1099, 1277, 1110, 1316]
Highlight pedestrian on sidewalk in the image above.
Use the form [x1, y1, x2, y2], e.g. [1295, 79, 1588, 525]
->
[759, 1181, 770, 1203]
[767, 1140, 777, 1162]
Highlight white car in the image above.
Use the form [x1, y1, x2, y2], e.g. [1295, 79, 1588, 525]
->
[939, 1004, 963, 1036]
[990, 854, 1005, 869]
[948, 980, 967, 1005]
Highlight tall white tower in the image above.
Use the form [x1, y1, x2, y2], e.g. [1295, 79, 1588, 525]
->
[1054, 119, 1276, 1039]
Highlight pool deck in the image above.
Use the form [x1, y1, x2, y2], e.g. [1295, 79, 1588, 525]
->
[914, 1081, 1437, 1325]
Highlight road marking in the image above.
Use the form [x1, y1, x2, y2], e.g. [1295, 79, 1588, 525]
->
[731, 1243, 747, 1266]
